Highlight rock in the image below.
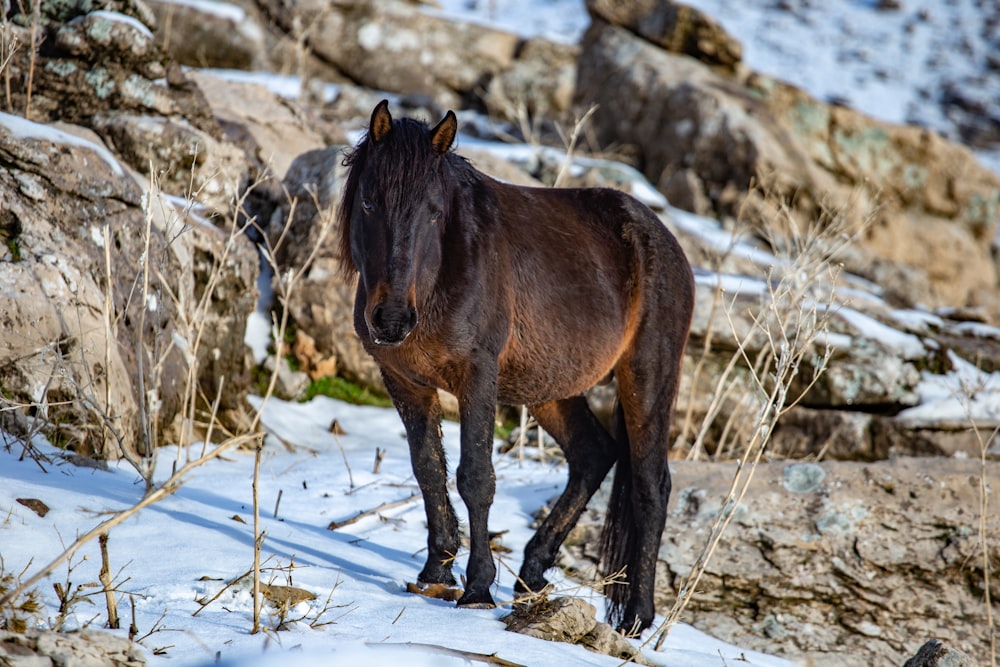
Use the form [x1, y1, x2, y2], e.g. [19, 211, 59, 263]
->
[4, 7, 217, 136]
[297, 1, 519, 109]
[575, 18, 1000, 316]
[144, 0, 267, 70]
[564, 457, 999, 666]
[587, 0, 742, 69]
[482, 38, 579, 124]
[503, 597, 598, 643]
[502, 597, 651, 665]
[0, 629, 146, 666]
[185, 70, 342, 181]
[903, 639, 975, 667]
[54, 10, 161, 77]
[265, 145, 386, 391]
[0, 113, 256, 460]
[90, 112, 248, 213]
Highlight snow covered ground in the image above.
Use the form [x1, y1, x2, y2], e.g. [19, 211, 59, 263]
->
[0, 398, 797, 667]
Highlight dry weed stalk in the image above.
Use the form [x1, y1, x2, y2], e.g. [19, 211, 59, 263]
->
[0, 18, 16, 105]
[950, 374, 998, 667]
[22, 0, 40, 119]
[244, 180, 339, 633]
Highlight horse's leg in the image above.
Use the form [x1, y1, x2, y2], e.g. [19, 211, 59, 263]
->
[454, 360, 500, 608]
[516, 396, 617, 596]
[609, 330, 688, 634]
[383, 372, 461, 587]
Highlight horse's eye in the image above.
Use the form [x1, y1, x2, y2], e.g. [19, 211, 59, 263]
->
[430, 211, 442, 224]
[361, 198, 374, 214]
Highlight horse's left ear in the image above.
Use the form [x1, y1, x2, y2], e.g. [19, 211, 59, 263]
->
[430, 110, 457, 155]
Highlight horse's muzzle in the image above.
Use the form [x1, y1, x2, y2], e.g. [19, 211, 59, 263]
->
[368, 301, 418, 347]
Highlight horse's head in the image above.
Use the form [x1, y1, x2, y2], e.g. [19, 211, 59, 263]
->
[338, 100, 458, 347]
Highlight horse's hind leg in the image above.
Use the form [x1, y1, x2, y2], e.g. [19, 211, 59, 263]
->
[607, 326, 688, 633]
[516, 396, 617, 597]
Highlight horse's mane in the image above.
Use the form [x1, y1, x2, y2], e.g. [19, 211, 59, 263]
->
[337, 117, 476, 280]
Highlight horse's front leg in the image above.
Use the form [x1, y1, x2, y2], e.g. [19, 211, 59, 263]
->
[383, 372, 461, 587]
[455, 361, 499, 608]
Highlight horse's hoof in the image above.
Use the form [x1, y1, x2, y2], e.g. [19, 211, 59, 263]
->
[456, 590, 496, 609]
[457, 600, 496, 610]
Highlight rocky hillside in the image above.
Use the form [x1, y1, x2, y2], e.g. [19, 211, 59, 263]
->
[0, 0, 996, 665]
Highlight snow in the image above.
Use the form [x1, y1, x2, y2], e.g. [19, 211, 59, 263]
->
[0, 398, 799, 667]
[0, 112, 124, 176]
[157, 0, 246, 24]
[898, 351, 1000, 428]
[193, 69, 341, 104]
[430, 0, 588, 44]
[87, 10, 155, 40]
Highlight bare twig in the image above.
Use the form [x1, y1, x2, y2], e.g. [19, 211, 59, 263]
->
[252, 436, 264, 634]
[553, 104, 597, 188]
[98, 533, 119, 629]
[368, 642, 526, 667]
[327, 493, 422, 531]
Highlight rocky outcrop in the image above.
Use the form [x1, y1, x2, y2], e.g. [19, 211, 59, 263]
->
[575, 5, 1000, 317]
[563, 458, 999, 667]
[0, 113, 257, 460]
[587, 0, 742, 69]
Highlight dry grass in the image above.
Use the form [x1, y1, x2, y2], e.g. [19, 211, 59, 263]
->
[641, 195, 869, 654]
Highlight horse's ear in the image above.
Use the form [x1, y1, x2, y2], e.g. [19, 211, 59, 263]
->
[430, 110, 457, 155]
[370, 99, 393, 143]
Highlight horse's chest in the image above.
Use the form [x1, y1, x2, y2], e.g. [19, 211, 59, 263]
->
[377, 343, 466, 395]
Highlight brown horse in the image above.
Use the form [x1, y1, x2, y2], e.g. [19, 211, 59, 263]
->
[337, 100, 694, 633]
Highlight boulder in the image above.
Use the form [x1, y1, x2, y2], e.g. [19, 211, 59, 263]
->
[587, 0, 742, 70]
[563, 458, 999, 667]
[144, 0, 268, 70]
[4, 6, 217, 136]
[482, 37, 579, 125]
[265, 146, 385, 390]
[91, 112, 249, 213]
[502, 597, 649, 664]
[185, 70, 343, 181]
[292, 1, 519, 109]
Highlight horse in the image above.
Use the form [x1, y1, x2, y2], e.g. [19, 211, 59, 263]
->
[336, 100, 695, 634]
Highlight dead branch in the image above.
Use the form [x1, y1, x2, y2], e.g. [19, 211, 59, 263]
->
[327, 492, 422, 531]
[368, 642, 525, 667]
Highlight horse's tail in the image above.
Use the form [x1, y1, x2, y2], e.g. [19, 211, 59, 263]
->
[599, 399, 638, 629]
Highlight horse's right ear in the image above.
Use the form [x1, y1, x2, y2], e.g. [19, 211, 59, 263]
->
[370, 100, 392, 143]
[430, 110, 457, 155]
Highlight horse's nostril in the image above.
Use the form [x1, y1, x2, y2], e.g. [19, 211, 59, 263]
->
[371, 304, 385, 328]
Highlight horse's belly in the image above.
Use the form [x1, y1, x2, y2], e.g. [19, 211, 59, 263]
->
[496, 333, 622, 406]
